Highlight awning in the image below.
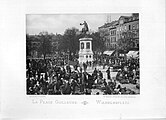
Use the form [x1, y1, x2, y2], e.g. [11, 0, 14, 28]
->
[127, 51, 139, 58]
[103, 50, 115, 56]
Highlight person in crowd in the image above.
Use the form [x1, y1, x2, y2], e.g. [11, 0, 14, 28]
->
[104, 82, 114, 95]
[83, 62, 87, 72]
[103, 79, 107, 86]
[106, 67, 111, 80]
[92, 68, 98, 80]
[98, 70, 103, 79]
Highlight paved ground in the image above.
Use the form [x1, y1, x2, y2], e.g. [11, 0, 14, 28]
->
[86, 65, 140, 95]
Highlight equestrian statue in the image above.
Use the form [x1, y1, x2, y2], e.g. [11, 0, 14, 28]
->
[80, 21, 89, 35]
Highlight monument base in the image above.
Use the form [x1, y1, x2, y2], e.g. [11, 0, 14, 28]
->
[78, 37, 93, 64]
[78, 51, 93, 64]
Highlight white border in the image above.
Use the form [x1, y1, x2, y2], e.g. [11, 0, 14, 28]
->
[0, 0, 165, 119]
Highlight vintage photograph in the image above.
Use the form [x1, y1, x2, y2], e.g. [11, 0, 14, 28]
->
[26, 13, 140, 95]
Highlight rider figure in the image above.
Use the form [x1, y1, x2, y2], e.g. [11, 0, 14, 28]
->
[80, 21, 89, 35]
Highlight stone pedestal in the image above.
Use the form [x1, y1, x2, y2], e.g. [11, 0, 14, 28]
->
[78, 37, 93, 64]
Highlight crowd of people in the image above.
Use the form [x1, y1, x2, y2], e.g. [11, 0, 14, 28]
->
[116, 58, 139, 84]
[26, 56, 139, 95]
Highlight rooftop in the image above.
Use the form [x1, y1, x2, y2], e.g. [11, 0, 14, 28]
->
[98, 20, 118, 29]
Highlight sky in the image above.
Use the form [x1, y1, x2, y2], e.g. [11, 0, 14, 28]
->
[26, 13, 132, 35]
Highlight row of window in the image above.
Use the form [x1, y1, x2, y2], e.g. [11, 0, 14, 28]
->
[110, 30, 116, 36]
[117, 25, 127, 32]
[110, 37, 116, 42]
[116, 30, 139, 39]
[80, 55, 92, 58]
[117, 23, 139, 32]
[81, 42, 90, 49]
[111, 44, 117, 49]
[106, 43, 117, 49]
[129, 23, 139, 30]
[106, 42, 139, 49]
[86, 55, 92, 58]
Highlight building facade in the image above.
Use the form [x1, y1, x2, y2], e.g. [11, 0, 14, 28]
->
[116, 13, 139, 50]
[98, 13, 139, 53]
[109, 21, 118, 50]
[98, 23, 111, 50]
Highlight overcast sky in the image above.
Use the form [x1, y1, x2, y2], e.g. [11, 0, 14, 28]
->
[26, 13, 131, 35]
